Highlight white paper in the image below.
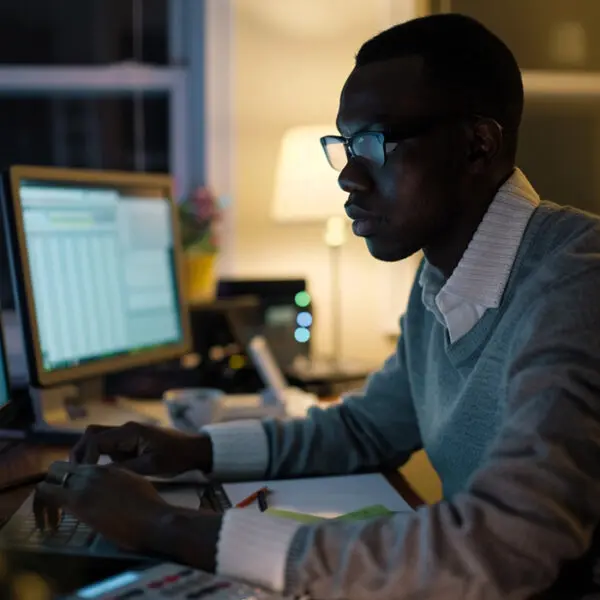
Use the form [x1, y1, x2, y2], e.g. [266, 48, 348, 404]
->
[223, 473, 414, 518]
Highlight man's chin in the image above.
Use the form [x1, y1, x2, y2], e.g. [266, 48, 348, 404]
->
[365, 237, 417, 262]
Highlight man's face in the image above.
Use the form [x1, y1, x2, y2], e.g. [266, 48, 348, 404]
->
[335, 57, 469, 262]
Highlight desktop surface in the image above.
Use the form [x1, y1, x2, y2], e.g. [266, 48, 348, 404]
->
[0, 432, 423, 596]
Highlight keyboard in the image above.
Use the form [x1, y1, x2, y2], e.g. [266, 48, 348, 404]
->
[2, 482, 232, 556]
[0, 490, 291, 599]
[0, 492, 132, 558]
[6, 507, 96, 550]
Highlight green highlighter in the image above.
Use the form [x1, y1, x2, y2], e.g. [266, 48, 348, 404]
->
[333, 504, 394, 521]
[266, 504, 394, 524]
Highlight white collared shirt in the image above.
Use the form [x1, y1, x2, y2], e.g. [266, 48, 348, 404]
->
[419, 168, 540, 343]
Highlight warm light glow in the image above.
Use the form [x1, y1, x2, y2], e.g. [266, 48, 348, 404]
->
[271, 125, 347, 223]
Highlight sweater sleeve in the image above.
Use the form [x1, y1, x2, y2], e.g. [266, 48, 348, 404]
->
[204, 320, 421, 481]
[263, 321, 422, 478]
[220, 276, 600, 598]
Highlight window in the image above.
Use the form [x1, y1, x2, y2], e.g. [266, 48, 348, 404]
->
[0, 0, 204, 310]
[0, 95, 169, 173]
[0, 0, 188, 183]
[0, 0, 169, 65]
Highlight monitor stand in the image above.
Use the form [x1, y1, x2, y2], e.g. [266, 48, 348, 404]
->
[29, 377, 163, 437]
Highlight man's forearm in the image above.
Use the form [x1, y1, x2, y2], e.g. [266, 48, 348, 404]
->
[202, 336, 420, 482]
[148, 506, 223, 572]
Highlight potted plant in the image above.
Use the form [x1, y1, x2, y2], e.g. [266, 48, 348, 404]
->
[179, 186, 223, 303]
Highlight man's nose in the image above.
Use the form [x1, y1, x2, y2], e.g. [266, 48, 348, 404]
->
[338, 161, 371, 193]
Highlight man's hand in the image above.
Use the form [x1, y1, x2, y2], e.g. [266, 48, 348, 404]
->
[34, 461, 170, 551]
[70, 422, 213, 476]
[35, 461, 223, 571]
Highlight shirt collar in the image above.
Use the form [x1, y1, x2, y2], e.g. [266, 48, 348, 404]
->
[420, 167, 540, 312]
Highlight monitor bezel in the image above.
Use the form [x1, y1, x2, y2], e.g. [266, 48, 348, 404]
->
[1, 165, 192, 388]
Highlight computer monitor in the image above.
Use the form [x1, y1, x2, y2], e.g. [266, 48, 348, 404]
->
[0, 310, 22, 435]
[1, 166, 191, 388]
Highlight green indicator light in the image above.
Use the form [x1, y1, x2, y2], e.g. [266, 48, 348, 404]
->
[294, 291, 311, 307]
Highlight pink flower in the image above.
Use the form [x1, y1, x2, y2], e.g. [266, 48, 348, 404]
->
[192, 187, 217, 221]
[180, 186, 223, 252]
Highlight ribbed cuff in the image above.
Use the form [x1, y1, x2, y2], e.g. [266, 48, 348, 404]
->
[202, 420, 269, 480]
[284, 526, 312, 595]
[216, 509, 303, 592]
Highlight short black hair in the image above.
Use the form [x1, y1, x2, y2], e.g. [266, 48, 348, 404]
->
[356, 13, 523, 132]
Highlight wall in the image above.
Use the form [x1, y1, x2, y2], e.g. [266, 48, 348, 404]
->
[230, 0, 423, 365]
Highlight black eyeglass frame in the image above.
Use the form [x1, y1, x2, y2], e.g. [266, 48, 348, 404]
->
[320, 113, 501, 171]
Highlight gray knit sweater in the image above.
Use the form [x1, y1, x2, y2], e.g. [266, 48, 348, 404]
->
[258, 202, 600, 599]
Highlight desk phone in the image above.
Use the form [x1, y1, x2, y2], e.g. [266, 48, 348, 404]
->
[67, 563, 287, 599]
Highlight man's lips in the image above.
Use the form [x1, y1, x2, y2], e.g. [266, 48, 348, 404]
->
[352, 218, 379, 237]
[345, 205, 381, 237]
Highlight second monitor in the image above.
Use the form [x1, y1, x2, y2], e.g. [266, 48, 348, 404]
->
[1, 166, 191, 433]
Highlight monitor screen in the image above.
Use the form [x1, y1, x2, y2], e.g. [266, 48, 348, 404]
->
[2, 167, 190, 386]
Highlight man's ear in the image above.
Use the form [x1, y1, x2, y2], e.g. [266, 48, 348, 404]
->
[466, 118, 503, 172]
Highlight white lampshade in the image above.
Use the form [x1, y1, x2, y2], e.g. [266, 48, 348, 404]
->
[271, 125, 347, 223]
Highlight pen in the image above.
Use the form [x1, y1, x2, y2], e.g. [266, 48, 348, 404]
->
[257, 488, 268, 512]
[235, 486, 270, 508]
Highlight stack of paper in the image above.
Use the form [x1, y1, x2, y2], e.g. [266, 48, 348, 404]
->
[223, 473, 414, 519]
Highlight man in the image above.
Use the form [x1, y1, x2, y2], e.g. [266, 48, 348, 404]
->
[35, 13, 600, 599]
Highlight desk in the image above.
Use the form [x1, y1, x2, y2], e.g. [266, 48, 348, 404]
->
[0, 396, 425, 521]
[0, 445, 424, 524]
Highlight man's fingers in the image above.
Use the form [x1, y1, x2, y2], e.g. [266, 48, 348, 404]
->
[70, 425, 112, 464]
[34, 482, 68, 532]
[32, 492, 47, 531]
[47, 504, 62, 531]
[71, 424, 141, 465]
[46, 461, 78, 485]
[35, 481, 69, 504]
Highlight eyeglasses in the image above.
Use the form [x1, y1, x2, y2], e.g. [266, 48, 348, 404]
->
[320, 114, 472, 171]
